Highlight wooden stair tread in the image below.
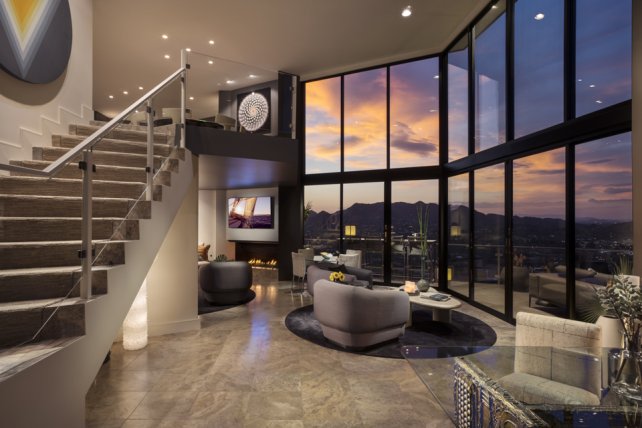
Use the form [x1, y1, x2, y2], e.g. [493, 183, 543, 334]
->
[0, 265, 114, 276]
[0, 297, 86, 312]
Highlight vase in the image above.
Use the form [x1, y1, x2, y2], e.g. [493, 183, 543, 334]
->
[416, 256, 429, 292]
[611, 339, 642, 401]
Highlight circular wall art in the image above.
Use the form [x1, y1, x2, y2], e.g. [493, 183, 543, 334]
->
[238, 92, 269, 132]
[0, 0, 73, 84]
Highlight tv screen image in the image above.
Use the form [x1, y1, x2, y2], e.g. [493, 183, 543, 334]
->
[228, 196, 273, 229]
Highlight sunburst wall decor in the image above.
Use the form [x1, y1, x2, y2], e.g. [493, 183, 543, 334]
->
[238, 92, 269, 132]
[0, 0, 72, 83]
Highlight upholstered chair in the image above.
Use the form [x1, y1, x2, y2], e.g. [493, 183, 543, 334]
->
[291, 252, 307, 293]
[498, 312, 602, 406]
[313, 279, 409, 349]
[346, 249, 362, 268]
[338, 253, 359, 268]
[199, 261, 253, 305]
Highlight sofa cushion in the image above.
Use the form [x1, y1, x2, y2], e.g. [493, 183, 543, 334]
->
[316, 261, 348, 273]
[554, 265, 596, 279]
[499, 372, 600, 406]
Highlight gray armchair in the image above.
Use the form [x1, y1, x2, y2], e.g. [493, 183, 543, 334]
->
[199, 261, 252, 305]
[314, 279, 409, 349]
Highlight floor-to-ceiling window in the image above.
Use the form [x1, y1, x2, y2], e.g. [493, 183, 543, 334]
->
[303, 0, 632, 323]
[303, 57, 440, 285]
[303, 184, 340, 254]
[391, 180, 439, 285]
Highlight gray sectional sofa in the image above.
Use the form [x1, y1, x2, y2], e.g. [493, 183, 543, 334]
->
[528, 266, 610, 309]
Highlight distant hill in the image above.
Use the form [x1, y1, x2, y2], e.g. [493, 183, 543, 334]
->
[305, 202, 632, 246]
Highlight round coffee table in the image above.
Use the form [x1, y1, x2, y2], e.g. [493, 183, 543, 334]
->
[406, 290, 461, 326]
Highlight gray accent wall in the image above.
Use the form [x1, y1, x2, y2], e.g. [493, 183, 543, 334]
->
[225, 187, 279, 243]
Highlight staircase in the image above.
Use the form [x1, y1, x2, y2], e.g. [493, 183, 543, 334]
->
[0, 121, 194, 427]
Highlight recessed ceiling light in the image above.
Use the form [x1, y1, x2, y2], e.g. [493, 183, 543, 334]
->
[189, 96, 194, 100]
[249, 74, 257, 79]
[138, 86, 144, 90]
[534, 13, 545, 20]
[401, 5, 412, 17]
[161, 34, 168, 39]
[108, 95, 114, 99]
[433, 75, 439, 79]
[577, 79, 583, 82]
[226, 80, 235, 84]
[208, 60, 214, 65]
[185, 48, 191, 52]
[589, 84, 596, 88]
[164, 54, 170, 59]
[123, 90, 128, 95]
[209, 40, 215, 45]
[596, 100, 603, 104]
[429, 109, 437, 113]
[492, 5, 498, 9]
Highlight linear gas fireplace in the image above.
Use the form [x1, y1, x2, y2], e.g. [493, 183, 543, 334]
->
[235, 242, 278, 270]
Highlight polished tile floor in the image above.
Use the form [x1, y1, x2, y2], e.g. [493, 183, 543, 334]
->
[86, 274, 515, 427]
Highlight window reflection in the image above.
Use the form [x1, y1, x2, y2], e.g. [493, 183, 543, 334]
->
[448, 174, 470, 296]
[513, 149, 566, 317]
[475, 0, 506, 152]
[575, 133, 632, 320]
[576, 0, 631, 116]
[514, 0, 564, 138]
[448, 36, 469, 162]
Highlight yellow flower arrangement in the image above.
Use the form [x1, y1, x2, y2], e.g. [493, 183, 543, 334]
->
[329, 271, 345, 283]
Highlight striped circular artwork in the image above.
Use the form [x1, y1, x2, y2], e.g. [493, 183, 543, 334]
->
[0, 0, 72, 83]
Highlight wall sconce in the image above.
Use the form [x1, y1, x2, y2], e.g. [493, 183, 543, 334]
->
[345, 225, 356, 237]
[450, 223, 461, 237]
[123, 279, 148, 351]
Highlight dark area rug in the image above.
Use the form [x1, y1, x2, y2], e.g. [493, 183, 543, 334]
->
[198, 289, 256, 315]
[284, 303, 497, 359]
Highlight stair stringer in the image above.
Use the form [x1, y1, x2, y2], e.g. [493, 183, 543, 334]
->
[0, 153, 196, 428]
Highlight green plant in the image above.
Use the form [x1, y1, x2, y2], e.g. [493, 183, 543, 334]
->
[595, 274, 642, 350]
[416, 204, 429, 259]
[214, 254, 228, 262]
[303, 201, 313, 222]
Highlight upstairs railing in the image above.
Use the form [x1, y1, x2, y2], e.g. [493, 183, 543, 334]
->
[0, 51, 188, 302]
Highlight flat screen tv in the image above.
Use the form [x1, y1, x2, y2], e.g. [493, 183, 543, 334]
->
[227, 196, 273, 229]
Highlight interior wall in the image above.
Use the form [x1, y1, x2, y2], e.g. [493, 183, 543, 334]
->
[147, 156, 200, 336]
[198, 190, 217, 257]
[634, 0, 641, 277]
[0, 0, 93, 165]
[226, 187, 279, 242]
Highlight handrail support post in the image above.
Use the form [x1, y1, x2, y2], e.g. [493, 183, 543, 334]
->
[180, 49, 187, 148]
[80, 150, 93, 299]
[146, 101, 154, 201]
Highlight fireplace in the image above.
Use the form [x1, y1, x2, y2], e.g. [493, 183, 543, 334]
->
[235, 242, 278, 269]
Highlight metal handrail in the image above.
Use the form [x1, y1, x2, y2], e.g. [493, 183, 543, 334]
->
[0, 60, 188, 304]
[0, 66, 186, 177]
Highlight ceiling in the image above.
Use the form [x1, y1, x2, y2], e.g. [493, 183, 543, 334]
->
[93, 0, 487, 117]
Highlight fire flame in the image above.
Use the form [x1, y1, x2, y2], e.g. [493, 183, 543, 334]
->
[248, 258, 278, 267]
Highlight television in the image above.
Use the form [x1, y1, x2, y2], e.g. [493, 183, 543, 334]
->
[227, 196, 273, 229]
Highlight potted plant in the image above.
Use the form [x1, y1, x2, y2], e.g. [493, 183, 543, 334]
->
[595, 270, 642, 397]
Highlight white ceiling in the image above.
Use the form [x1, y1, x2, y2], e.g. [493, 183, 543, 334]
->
[93, 0, 487, 118]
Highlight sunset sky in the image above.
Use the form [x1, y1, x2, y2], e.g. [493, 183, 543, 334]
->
[304, 0, 631, 223]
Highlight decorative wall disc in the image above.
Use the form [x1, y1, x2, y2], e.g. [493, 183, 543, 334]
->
[0, 0, 72, 83]
[238, 92, 269, 132]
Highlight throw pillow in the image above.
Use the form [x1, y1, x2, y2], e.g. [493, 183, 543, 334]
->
[317, 261, 348, 273]
[197, 243, 210, 261]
